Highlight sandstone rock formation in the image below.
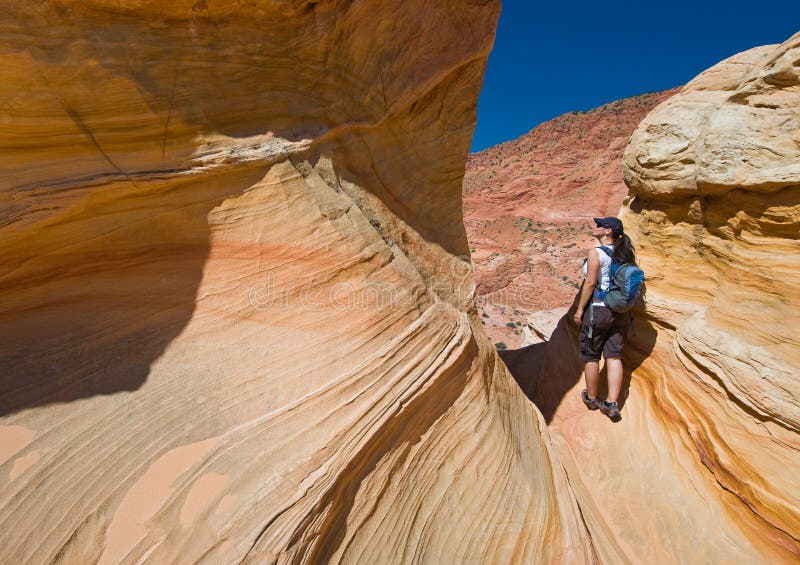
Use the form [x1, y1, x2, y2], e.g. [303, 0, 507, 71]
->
[463, 89, 678, 348]
[536, 33, 800, 562]
[0, 1, 600, 563]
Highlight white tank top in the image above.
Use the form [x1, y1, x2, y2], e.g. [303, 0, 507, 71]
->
[582, 245, 614, 292]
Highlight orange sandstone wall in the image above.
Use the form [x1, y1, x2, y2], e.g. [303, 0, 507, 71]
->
[0, 2, 594, 563]
[536, 33, 800, 563]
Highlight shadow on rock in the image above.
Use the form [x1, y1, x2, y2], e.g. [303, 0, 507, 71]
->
[504, 292, 658, 424]
[498, 342, 547, 401]
[0, 166, 268, 417]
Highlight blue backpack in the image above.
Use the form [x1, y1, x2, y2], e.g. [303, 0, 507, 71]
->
[598, 247, 645, 313]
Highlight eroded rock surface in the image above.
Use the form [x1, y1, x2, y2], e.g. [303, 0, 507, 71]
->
[537, 33, 800, 562]
[0, 2, 594, 563]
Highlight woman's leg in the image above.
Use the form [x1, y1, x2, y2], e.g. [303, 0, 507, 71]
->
[584, 360, 600, 399]
[605, 357, 623, 403]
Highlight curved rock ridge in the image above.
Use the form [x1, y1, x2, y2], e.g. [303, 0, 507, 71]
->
[536, 32, 800, 562]
[0, 1, 596, 563]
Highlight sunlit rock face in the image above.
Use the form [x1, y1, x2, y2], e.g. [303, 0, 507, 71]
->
[536, 32, 800, 562]
[0, 1, 596, 562]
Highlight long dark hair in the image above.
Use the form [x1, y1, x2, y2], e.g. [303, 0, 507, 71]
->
[612, 233, 636, 265]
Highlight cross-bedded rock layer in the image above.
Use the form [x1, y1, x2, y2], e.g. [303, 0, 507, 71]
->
[537, 33, 800, 562]
[0, 2, 594, 562]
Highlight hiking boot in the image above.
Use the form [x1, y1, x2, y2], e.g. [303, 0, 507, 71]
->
[581, 389, 600, 411]
[600, 400, 621, 422]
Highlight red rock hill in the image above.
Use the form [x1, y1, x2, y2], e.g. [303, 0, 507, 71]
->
[464, 88, 679, 348]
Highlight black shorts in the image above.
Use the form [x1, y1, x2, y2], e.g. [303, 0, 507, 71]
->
[579, 303, 628, 362]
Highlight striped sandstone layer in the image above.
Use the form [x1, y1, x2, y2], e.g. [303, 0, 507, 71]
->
[536, 33, 800, 562]
[0, 1, 594, 563]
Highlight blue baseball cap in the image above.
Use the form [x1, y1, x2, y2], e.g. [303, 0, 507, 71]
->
[594, 216, 623, 236]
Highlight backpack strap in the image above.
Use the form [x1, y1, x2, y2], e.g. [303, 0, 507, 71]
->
[593, 246, 615, 297]
[597, 245, 613, 259]
[597, 246, 617, 274]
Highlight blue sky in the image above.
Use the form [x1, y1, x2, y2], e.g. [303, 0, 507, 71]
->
[471, 2, 800, 151]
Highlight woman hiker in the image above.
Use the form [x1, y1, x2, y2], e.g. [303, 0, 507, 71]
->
[573, 216, 637, 421]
